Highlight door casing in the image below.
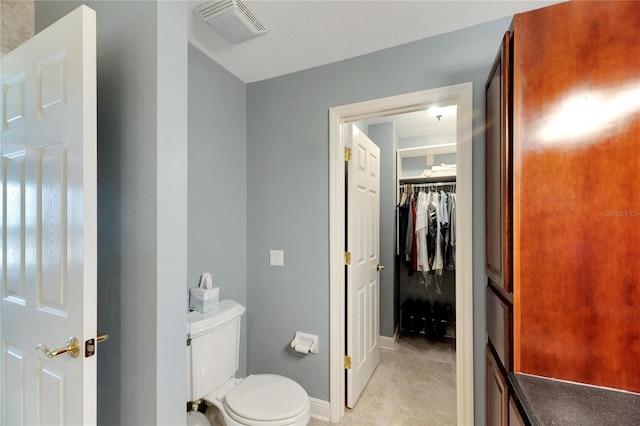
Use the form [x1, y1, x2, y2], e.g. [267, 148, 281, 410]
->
[328, 82, 474, 424]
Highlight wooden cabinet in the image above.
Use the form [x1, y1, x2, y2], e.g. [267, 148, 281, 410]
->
[508, 396, 526, 426]
[486, 287, 511, 370]
[486, 347, 508, 426]
[485, 31, 512, 295]
[486, 2, 640, 424]
[512, 1, 640, 393]
[486, 29, 514, 426]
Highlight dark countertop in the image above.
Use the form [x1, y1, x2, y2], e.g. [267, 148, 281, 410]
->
[510, 373, 640, 426]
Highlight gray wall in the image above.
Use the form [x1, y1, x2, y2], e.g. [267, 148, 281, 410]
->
[36, 2, 188, 425]
[36, 2, 512, 423]
[246, 16, 512, 423]
[367, 122, 399, 337]
[156, 4, 188, 424]
[188, 44, 248, 376]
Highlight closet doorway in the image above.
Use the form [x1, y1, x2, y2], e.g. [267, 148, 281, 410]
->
[328, 83, 474, 424]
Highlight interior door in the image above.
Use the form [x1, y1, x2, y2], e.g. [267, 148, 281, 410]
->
[346, 123, 380, 408]
[1, 6, 97, 425]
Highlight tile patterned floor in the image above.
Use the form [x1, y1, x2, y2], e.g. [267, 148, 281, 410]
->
[309, 336, 456, 426]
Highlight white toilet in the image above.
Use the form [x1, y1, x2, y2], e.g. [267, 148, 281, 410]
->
[187, 299, 311, 426]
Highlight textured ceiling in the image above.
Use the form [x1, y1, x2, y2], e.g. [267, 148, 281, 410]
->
[188, 0, 562, 83]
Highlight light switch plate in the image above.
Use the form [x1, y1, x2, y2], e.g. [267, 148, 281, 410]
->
[270, 250, 284, 266]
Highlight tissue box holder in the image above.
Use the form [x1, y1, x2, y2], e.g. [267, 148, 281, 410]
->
[190, 287, 219, 313]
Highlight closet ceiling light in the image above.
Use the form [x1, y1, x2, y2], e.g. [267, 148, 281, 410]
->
[427, 106, 442, 118]
[427, 105, 456, 121]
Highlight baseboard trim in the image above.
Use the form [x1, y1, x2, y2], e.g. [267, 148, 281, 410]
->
[309, 397, 330, 422]
[380, 334, 396, 350]
[380, 326, 400, 350]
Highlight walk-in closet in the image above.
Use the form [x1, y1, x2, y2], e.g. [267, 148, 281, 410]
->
[350, 105, 458, 424]
[397, 144, 457, 342]
[356, 106, 459, 340]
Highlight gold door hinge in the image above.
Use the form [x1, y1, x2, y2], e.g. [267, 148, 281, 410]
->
[344, 147, 352, 161]
[344, 355, 352, 370]
[345, 252, 351, 265]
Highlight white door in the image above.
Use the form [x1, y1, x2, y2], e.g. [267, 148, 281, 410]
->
[1, 6, 97, 425]
[346, 124, 380, 408]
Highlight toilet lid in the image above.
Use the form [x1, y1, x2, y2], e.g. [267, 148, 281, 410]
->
[224, 374, 308, 422]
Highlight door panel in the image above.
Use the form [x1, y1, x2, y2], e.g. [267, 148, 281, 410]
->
[1, 6, 97, 425]
[509, 396, 526, 426]
[39, 142, 69, 315]
[486, 286, 511, 371]
[487, 347, 508, 426]
[485, 31, 512, 295]
[4, 345, 25, 424]
[346, 124, 380, 408]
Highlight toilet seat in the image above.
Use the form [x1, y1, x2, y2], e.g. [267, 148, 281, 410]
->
[223, 374, 310, 426]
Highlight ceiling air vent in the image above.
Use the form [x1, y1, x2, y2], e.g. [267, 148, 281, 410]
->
[194, 0, 267, 44]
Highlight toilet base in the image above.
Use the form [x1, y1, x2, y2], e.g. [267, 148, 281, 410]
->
[201, 401, 225, 426]
[187, 409, 217, 426]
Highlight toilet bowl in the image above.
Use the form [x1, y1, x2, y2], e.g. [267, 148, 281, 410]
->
[187, 300, 310, 426]
[203, 374, 310, 426]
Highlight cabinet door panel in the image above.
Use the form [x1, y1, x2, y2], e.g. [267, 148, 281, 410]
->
[487, 286, 512, 370]
[509, 396, 526, 426]
[485, 31, 512, 293]
[487, 347, 509, 426]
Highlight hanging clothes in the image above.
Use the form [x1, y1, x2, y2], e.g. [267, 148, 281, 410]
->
[449, 192, 457, 269]
[404, 192, 414, 264]
[415, 191, 429, 272]
[398, 196, 409, 257]
[428, 190, 443, 272]
[440, 190, 451, 270]
[397, 183, 457, 275]
[411, 194, 418, 272]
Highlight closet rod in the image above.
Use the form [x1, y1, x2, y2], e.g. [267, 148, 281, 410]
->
[401, 182, 456, 190]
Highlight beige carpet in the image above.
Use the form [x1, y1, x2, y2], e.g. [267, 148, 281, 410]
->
[310, 336, 456, 425]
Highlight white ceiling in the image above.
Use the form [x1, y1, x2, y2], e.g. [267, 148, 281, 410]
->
[188, 0, 562, 83]
[365, 106, 458, 139]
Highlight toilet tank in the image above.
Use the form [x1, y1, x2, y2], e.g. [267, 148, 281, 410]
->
[187, 299, 246, 401]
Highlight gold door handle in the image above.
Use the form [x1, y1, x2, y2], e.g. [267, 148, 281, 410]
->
[36, 337, 80, 359]
[377, 264, 385, 271]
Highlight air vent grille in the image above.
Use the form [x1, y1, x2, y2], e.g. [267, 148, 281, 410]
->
[235, 0, 266, 32]
[195, 1, 232, 20]
[194, 0, 267, 43]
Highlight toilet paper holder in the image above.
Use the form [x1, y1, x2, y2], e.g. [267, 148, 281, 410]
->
[290, 332, 318, 354]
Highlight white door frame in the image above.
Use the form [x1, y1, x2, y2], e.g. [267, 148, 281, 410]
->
[328, 82, 474, 425]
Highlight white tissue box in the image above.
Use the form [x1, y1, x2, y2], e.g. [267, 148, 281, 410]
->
[189, 287, 219, 313]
